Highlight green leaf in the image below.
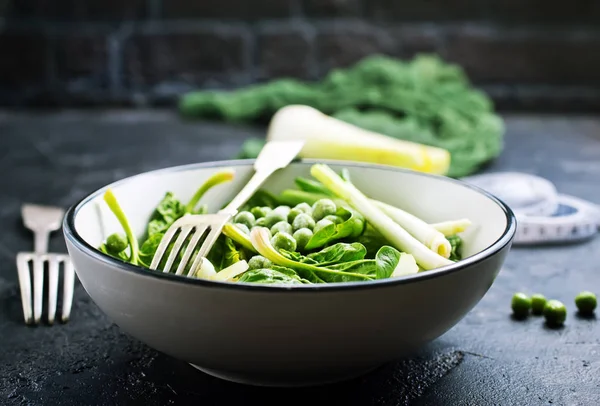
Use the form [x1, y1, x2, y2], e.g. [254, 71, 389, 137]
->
[147, 192, 185, 237]
[99, 243, 129, 261]
[138, 233, 163, 268]
[206, 235, 242, 272]
[304, 205, 365, 250]
[306, 242, 366, 266]
[250, 227, 373, 283]
[294, 177, 335, 196]
[328, 246, 402, 280]
[447, 234, 463, 261]
[353, 224, 390, 258]
[237, 267, 305, 285]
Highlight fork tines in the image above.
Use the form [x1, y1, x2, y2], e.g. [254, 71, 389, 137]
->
[17, 252, 75, 325]
[149, 214, 230, 276]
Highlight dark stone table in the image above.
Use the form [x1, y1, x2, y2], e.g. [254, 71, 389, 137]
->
[1, 111, 599, 405]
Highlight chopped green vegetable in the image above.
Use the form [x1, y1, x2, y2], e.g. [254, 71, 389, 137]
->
[97, 163, 469, 286]
[287, 208, 302, 223]
[234, 211, 255, 229]
[323, 215, 343, 224]
[251, 227, 374, 282]
[250, 206, 271, 219]
[238, 267, 305, 285]
[271, 231, 297, 252]
[511, 292, 531, 318]
[264, 211, 288, 228]
[447, 235, 463, 262]
[293, 228, 313, 251]
[271, 221, 293, 236]
[313, 219, 333, 234]
[543, 300, 567, 327]
[575, 291, 597, 315]
[310, 164, 454, 270]
[312, 199, 337, 221]
[292, 213, 316, 231]
[530, 294, 547, 315]
[106, 233, 128, 255]
[248, 255, 273, 270]
[294, 202, 312, 214]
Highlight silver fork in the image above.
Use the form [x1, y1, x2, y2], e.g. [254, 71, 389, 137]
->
[17, 204, 75, 325]
[149, 140, 305, 276]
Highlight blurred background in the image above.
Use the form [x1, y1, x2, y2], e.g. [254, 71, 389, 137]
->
[1, 0, 599, 112]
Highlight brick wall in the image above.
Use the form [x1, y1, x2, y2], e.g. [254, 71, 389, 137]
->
[1, 0, 600, 111]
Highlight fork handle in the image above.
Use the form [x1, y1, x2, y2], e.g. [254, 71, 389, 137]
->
[33, 228, 51, 253]
[220, 170, 273, 216]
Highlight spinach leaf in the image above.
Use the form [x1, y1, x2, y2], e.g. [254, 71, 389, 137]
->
[138, 233, 163, 268]
[352, 224, 390, 258]
[294, 177, 335, 196]
[328, 246, 401, 280]
[447, 234, 463, 261]
[99, 243, 129, 261]
[206, 235, 243, 272]
[237, 268, 305, 285]
[147, 192, 185, 237]
[306, 242, 366, 265]
[305, 205, 365, 250]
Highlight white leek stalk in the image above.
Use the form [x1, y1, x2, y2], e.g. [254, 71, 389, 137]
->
[430, 219, 472, 236]
[213, 260, 249, 282]
[195, 258, 217, 279]
[310, 164, 454, 270]
[374, 201, 452, 258]
[267, 105, 451, 175]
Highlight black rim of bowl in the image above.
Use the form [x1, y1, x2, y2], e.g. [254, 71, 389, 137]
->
[63, 159, 517, 292]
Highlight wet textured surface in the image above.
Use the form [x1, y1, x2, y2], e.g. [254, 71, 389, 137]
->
[1, 111, 599, 405]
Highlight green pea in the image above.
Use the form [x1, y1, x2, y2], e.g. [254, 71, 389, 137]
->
[234, 223, 250, 235]
[293, 228, 313, 251]
[511, 292, 531, 318]
[271, 232, 297, 252]
[234, 211, 255, 229]
[323, 214, 343, 224]
[294, 202, 312, 215]
[287, 208, 303, 223]
[312, 199, 337, 221]
[543, 299, 567, 326]
[106, 233, 128, 253]
[250, 206, 271, 219]
[314, 219, 334, 234]
[292, 213, 316, 231]
[264, 211, 287, 228]
[255, 217, 269, 228]
[248, 255, 273, 270]
[273, 205, 291, 217]
[271, 221, 293, 236]
[530, 294, 547, 315]
[575, 291, 597, 315]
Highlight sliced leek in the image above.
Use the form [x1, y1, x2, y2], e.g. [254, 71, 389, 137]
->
[310, 164, 454, 270]
[430, 219, 473, 236]
[374, 201, 452, 258]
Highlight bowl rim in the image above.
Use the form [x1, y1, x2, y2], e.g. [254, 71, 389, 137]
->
[63, 159, 517, 292]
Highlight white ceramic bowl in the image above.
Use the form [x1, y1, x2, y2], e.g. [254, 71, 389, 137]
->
[63, 160, 516, 387]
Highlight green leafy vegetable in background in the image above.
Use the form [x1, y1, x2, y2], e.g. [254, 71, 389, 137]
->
[179, 54, 504, 177]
